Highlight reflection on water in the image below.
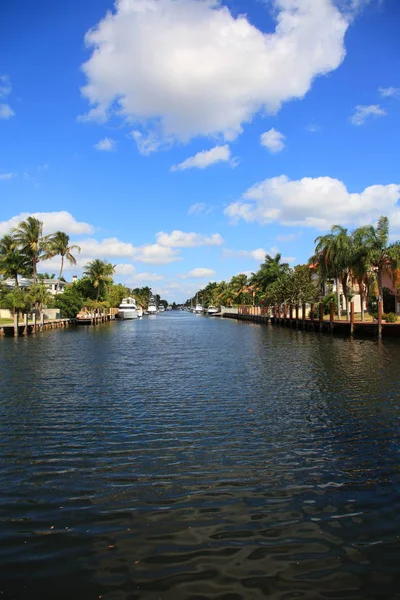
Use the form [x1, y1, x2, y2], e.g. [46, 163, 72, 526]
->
[1, 313, 400, 599]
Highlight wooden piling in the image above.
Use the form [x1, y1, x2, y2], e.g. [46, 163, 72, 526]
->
[14, 313, 19, 336]
[32, 312, 37, 333]
[330, 301, 334, 333]
[302, 303, 306, 329]
[310, 303, 315, 330]
[319, 302, 324, 332]
[40, 312, 44, 330]
[378, 300, 383, 340]
[295, 304, 299, 328]
[350, 301, 355, 335]
[23, 313, 28, 335]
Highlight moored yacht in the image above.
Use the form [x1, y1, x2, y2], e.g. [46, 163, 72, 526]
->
[147, 294, 157, 315]
[118, 297, 138, 320]
[207, 306, 218, 315]
[194, 295, 204, 314]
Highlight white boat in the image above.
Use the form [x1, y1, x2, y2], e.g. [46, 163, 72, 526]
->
[137, 306, 143, 318]
[207, 306, 218, 315]
[166, 305, 173, 311]
[159, 305, 165, 313]
[147, 294, 158, 315]
[118, 297, 138, 320]
[194, 295, 204, 314]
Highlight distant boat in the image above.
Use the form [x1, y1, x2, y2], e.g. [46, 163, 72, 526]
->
[147, 294, 157, 315]
[166, 305, 173, 311]
[207, 306, 218, 315]
[118, 297, 138, 320]
[159, 305, 165, 312]
[194, 295, 204, 315]
[137, 306, 143, 318]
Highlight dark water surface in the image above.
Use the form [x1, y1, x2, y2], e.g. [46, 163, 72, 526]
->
[1, 313, 400, 600]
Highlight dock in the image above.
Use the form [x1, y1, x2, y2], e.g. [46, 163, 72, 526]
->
[0, 311, 116, 337]
[221, 302, 400, 340]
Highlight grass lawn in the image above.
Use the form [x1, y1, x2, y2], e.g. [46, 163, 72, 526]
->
[0, 318, 13, 325]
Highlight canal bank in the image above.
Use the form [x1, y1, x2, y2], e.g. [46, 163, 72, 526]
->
[222, 301, 400, 339]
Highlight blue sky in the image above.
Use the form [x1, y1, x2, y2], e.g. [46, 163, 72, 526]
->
[1, 0, 399, 301]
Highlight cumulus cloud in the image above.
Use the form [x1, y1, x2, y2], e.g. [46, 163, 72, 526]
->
[77, 237, 181, 265]
[350, 104, 386, 125]
[171, 145, 231, 171]
[0, 211, 94, 236]
[156, 230, 223, 248]
[0, 172, 15, 180]
[129, 272, 164, 283]
[379, 87, 400, 98]
[94, 137, 116, 151]
[0, 104, 15, 120]
[225, 175, 400, 231]
[261, 128, 285, 153]
[223, 248, 269, 261]
[180, 268, 216, 279]
[80, 0, 349, 146]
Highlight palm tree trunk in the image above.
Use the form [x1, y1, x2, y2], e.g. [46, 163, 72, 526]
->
[33, 258, 38, 283]
[57, 255, 64, 293]
[336, 277, 341, 319]
[377, 267, 383, 304]
[14, 273, 19, 288]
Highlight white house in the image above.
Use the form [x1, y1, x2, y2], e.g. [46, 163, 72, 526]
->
[2, 278, 67, 295]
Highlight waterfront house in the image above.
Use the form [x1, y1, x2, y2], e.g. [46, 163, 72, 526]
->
[2, 278, 67, 295]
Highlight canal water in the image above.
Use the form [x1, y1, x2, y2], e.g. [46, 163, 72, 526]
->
[1, 312, 400, 600]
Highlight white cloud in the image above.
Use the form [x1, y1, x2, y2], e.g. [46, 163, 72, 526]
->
[114, 263, 137, 276]
[350, 104, 386, 125]
[76, 237, 181, 265]
[187, 203, 214, 216]
[260, 128, 285, 153]
[0, 211, 94, 237]
[130, 130, 166, 155]
[225, 175, 400, 231]
[0, 75, 12, 97]
[94, 137, 116, 151]
[136, 244, 181, 265]
[129, 272, 164, 283]
[0, 172, 15, 180]
[171, 145, 231, 171]
[0, 104, 15, 119]
[223, 248, 269, 261]
[180, 268, 216, 279]
[156, 230, 223, 248]
[379, 87, 400, 98]
[80, 0, 349, 146]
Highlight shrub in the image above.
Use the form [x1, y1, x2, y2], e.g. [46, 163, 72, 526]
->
[383, 312, 398, 323]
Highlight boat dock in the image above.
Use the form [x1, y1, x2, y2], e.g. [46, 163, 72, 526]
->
[0, 311, 116, 337]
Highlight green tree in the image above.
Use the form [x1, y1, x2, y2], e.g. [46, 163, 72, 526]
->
[0, 234, 32, 286]
[106, 283, 130, 308]
[2, 288, 32, 315]
[250, 253, 290, 294]
[28, 283, 53, 315]
[44, 231, 81, 292]
[12, 216, 48, 283]
[54, 286, 85, 318]
[313, 225, 352, 318]
[359, 216, 400, 303]
[83, 259, 115, 300]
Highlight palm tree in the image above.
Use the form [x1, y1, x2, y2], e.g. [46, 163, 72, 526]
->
[250, 253, 290, 293]
[12, 216, 46, 283]
[313, 226, 352, 318]
[84, 259, 115, 300]
[359, 216, 400, 303]
[351, 226, 373, 321]
[28, 283, 53, 316]
[44, 231, 81, 292]
[0, 234, 32, 287]
[229, 274, 249, 304]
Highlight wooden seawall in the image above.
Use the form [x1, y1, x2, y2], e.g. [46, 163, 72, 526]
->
[222, 302, 400, 340]
[0, 312, 115, 337]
